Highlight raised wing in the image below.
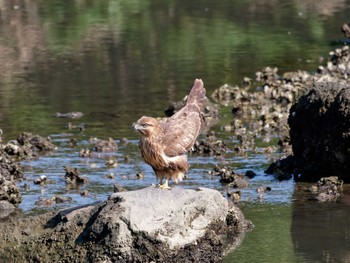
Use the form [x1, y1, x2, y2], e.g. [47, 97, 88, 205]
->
[160, 79, 206, 156]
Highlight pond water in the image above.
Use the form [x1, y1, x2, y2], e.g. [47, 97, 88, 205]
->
[1, 0, 350, 262]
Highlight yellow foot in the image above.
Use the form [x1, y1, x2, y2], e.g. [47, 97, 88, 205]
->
[157, 180, 171, 190]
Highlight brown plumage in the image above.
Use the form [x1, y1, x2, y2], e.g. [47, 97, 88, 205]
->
[133, 79, 206, 189]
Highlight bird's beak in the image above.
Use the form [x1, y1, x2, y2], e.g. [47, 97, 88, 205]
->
[133, 123, 146, 135]
[133, 123, 142, 131]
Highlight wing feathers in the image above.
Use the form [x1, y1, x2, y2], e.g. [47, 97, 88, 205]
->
[186, 79, 206, 108]
[161, 79, 206, 156]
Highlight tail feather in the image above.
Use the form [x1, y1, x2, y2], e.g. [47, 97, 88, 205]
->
[186, 79, 206, 110]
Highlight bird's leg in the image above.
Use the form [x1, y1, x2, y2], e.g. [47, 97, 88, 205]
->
[158, 178, 171, 190]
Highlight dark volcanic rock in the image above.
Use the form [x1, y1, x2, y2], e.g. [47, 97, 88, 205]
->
[289, 82, 350, 182]
[0, 187, 251, 262]
[267, 82, 350, 182]
[265, 155, 296, 181]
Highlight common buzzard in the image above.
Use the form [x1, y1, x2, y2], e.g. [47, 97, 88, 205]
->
[133, 79, 206, 189]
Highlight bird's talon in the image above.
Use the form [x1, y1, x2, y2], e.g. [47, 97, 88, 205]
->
[157, 183, 171, 190]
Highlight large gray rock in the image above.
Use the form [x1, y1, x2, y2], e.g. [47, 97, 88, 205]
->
[0, 186, 251, 262]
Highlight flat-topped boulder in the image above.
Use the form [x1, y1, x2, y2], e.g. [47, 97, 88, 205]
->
[0, 186, 251, 262]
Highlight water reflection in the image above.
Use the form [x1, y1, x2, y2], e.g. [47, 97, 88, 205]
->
[0, 0, 349, 140]
[291, 187, 350, 262]
[225, 203, 301, 263]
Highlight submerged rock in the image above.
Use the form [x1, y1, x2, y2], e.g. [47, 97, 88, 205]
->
[0, 187, 251, 262]
[105, 157, 118, 168]
[54, 111, 84, 119]
[265, 155, 296, 181]
[35, 195, 73, 206]
[94, 137, 118, 152]
[192, 131, 227, 156]
[64, 166, 88, 185]
[33, 175, 47, 186]
[78, 138, 118, 158]
[113, 183, 127, 192]
[308, 176, 343, 202]
[79, 148, 93, 157]
[210, 166, 249, 188]
[227, 190, 241, 203]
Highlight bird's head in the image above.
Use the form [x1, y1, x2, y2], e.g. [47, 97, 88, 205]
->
[133, 116, 160, 137]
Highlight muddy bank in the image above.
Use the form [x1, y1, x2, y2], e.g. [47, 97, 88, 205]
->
[0, 187, 252, 263]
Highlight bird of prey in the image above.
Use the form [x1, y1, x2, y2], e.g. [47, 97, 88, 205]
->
[133, 79, 206, 189]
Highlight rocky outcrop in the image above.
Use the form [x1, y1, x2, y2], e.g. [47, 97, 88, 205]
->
[5, 132, 55, 161]
[0, 187, 252, 263]
[289, 82, 350, 180]
[267, 82, 350, 182]
[0, 132, 56, 208]
[0, 139, 24, 208]
[0, 175, 22, 207]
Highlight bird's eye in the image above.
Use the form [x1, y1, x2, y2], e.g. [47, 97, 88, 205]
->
[142, 123, 149, 128]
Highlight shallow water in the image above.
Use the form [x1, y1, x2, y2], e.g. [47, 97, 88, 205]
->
[1, 0, 350, 261]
